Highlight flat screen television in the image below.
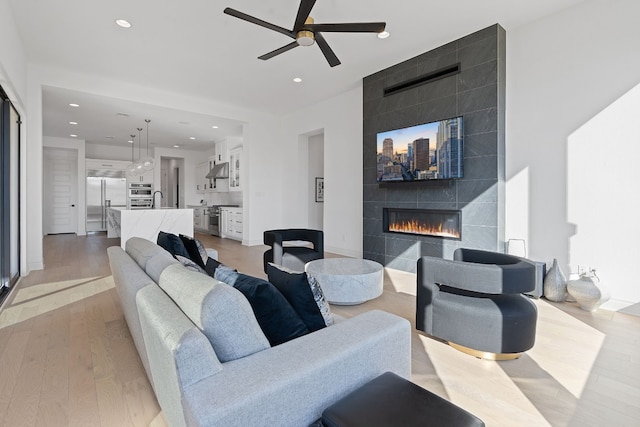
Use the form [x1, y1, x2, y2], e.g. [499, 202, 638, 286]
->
[376, 116, 463, 182]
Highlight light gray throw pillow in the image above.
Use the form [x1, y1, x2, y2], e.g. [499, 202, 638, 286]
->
[158, 264, 270, 362]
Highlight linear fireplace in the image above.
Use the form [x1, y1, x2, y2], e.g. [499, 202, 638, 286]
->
[383, 208, 461, 240]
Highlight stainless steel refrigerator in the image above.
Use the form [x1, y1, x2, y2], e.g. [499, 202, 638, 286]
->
[86, 175, 127, 232]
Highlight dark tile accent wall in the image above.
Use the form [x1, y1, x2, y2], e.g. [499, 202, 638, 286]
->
[362, 24, 506, 273]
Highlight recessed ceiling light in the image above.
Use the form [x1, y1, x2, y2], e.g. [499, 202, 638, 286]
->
[70, 134, 77, 138]
[293, 77, 303, 83]
[69, 103, 79, 108]
[69, 121, 78, 125]
[179, 121, 189, 125]
[105, 136, 114, 139]
[128, 140, 133, 143]
[115, 19, 132, 28]
[189, 136, 196, 140]
[211, 125, 219, 129]
[377, 31, 390, 39]
[173, 145, 180, 148]
[116, 112, 129, 117]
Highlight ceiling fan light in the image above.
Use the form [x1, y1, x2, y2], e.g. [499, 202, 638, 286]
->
[296, 30, 315, 46]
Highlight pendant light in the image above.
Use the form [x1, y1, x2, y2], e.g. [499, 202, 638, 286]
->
[134, 127, 144, 175]
[142, 118, 155, 171]
[126, 134, 139, 176]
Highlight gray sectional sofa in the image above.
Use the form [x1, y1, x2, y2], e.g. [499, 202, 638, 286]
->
[107, 237, 411, 427]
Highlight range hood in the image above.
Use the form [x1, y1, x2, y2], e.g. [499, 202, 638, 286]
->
[206, 162, 229, 179]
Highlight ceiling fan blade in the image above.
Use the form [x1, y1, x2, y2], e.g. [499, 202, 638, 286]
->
[293, 0, 316, 31]
[307, 22, 386, 33]
[258, 41, 300, 60]
[224, 7, 294, 38]
[315, 33, 341, 67]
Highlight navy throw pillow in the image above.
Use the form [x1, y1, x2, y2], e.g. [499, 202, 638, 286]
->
[157, 231, 190, 259]
[229, 273, 309, 346]
[266, 263, 333, 332]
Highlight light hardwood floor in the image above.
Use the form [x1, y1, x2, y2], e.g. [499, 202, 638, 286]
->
[1, 233, 638, 426]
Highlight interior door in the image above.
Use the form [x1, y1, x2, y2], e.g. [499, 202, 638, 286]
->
[44, 148, 78, 234]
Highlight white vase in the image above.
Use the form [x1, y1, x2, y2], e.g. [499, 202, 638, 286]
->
[543, 258, 567, 302]
[567, 270, 610, 312]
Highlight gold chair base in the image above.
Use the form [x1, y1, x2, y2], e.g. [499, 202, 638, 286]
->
[449, 342, 522, 361]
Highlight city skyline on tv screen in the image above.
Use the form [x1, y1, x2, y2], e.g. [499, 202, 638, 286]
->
[376, 116, 463, 182]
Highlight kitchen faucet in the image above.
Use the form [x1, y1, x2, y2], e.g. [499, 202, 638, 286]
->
[152, 190, 164, 209]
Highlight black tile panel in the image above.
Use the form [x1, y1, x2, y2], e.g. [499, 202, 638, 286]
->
[416, 95, 457, 124]
[363, 201, 385, 220]
[363, 218, 383, 237]
[458, 60, 498, 92]
[457, 179, 498, 203]
[363, 235, 385, 255]
[458, 84, 498, 115]
[462, 154, 498, 180]
[458, 36, 497, 68]
[417, 51, 458, 77]
[463, 132, 497, 157]
[458, 24, 499, 48]
[415, 185, 457, 202]
[386, 237, 420, 259]
[463, 108, 498, 135]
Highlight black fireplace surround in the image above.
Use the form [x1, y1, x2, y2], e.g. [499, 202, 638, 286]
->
[362, 24, 506, 273]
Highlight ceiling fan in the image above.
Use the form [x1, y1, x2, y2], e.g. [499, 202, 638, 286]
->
[223, 0, 386, 67]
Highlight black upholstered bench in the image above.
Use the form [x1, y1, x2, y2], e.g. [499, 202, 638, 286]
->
[320, 372, 484, 427]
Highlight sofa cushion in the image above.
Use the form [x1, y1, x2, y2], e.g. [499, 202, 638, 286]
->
[266, 263, 334, 332]
[217, 269, 310, 346]
[157, 231, 190, 259]
[126, 236, 169, 270]
[158, 263, 270, 362]
[145, 249, 179, 283]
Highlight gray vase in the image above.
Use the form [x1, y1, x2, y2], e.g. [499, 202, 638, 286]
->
[544, 259, 567, 302]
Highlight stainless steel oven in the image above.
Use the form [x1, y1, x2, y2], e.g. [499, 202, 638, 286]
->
[208, 204, 239, 236]
[128, 183, 153, 209]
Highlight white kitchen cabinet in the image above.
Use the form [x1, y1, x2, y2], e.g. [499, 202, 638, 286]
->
[86, 159, 130, 172]
[229, 146, 242, 192]
[127, 168, 154, 184]
[214, 140, 228, 164]
[195, 162, 208, 194]
[220, 207, 243, 241]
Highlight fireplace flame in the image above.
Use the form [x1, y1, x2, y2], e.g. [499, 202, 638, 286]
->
[388, 219, 460, 239]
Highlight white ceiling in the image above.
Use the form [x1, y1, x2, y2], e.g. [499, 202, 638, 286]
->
[8, 0, 584, 150]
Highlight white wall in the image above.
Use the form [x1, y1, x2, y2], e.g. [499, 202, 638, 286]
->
[506, 0, 640, 308]
[307, 134, 324, 230]
[0, 0, 27, 105]
[280, 87, 363, 257]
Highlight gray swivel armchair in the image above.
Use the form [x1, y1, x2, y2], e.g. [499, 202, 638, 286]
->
[263, 229, 324, 273]
[416, 248, 538, 359]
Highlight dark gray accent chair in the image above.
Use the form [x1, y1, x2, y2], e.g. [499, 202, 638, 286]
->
[416, 248, 538, 355]
[263, 229, 324, 273]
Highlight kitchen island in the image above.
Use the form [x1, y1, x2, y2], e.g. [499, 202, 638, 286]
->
[107, 207, 194, 248]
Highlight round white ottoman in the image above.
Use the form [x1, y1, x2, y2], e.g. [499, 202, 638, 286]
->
[305, 258, 384, 305]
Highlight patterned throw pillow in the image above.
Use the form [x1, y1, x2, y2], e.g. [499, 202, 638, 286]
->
[179, 234, 208, 269]
[266, 263, 334, 331]
[175, 255, 207, 274]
